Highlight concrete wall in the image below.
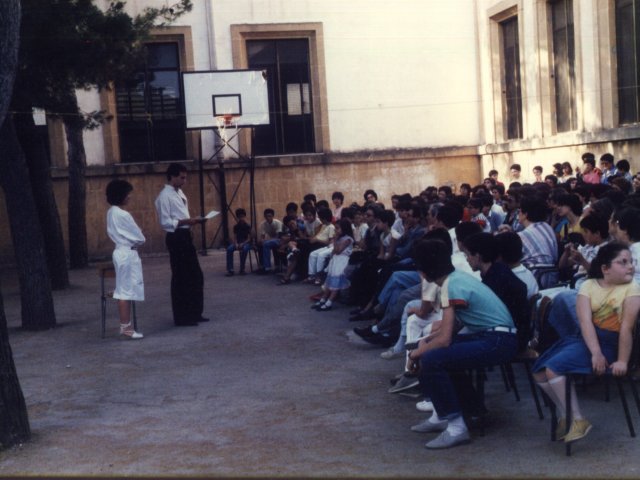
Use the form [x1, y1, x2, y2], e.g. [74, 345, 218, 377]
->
[0, 148, 479, 265]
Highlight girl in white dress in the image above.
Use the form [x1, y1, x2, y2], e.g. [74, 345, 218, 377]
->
[106, 180, 145, 339]
[311, 219, 354, 311]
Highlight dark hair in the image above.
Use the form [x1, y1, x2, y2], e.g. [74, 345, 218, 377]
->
[303, 193, 317, 204]
[510, 164, 522, 172]
[332, 191, 344, 202]
[544, 175, 559, 186]
[552, 163, 563, 176]
[580, 213, 609, 238]
[557, 193, 583, 216]
[468, 197, 483, 210]
[600, 153, 615, 165]
[460, 183, 471, 192]
[463, 232, 500, 263]
[364, 189, 378, 201]
[438, 185, 453, 197]
[495, 231, 523, 264]
[397, 201, 412, 212]
[376, 209, 396, 227]
[337, 218, 353, 238]
[609, 177, 632, 195]
[166, 163, 187, 181]
[533, 165, 543, 173]
[616, 159, 631, 173]
[302, 205, 317, 217]
[455, 221, 483, 243]
[422, 227, 453, 255]
[588, 242, 629, 279]
[317, 207, 333, 223]
[285, 202, 298, 213]
[582, 154, 595, 167]
[488, 169, 499, 177]
[613, 207, 640, 242]
[264, 208, 275, 217]
[341, 207, 355, 220]
[520, 196, 549, 223]
[562, 162, 573, 174]
[316, 200, 330, 210]
[413, 239, 455, 281]
[491, 184, 505, 195]
[436, 203, 463, 229]
[106, 179, 133, 206]
[235, 208, 247, 217]
[589, 197, 615, 222]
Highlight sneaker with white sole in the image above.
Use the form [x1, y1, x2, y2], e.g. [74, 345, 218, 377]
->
[410, 418, 447, 433]
[388, 374, 419, 393]
[380, 348, 404, 360]
[416, 400, 434, 412]
[425, 429, 471, 449]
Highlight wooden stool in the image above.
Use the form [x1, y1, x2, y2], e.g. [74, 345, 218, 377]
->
[97, 262, 137, 338]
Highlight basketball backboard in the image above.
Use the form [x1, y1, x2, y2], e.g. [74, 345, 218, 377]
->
[182, 69, 270, 130]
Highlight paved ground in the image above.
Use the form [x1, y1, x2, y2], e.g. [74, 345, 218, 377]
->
[1, 250, 640, 478]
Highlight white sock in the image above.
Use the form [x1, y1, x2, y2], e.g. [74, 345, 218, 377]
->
[536, 380, 562, 417]
[446, 415, 468, 436]
[548, 376, 583, 420]
[429, 410, 442, 424]
[372, 325, 379, 334]
[324, 299, 332, 307]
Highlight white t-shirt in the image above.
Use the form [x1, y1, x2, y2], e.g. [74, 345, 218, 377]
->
[511, 264, 539, 299]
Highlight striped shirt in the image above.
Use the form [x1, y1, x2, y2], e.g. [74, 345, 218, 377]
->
[519, 222, 558, 266]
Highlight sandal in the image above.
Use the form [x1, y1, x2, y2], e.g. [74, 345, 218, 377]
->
[313, 278, 322, 286]
[277, 278, 291, 285]
[302, 277, 316, 284]
[119, 322, 143, 340]
[318, 303, 332, 311]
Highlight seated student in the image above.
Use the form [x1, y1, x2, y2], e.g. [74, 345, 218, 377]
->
[545, 175, 559, 188]
[351, 206, 369, 246]
[303, 193, 317, 208]
[467, 197, 491, 233]
[406, 239, 518, 449]
[300, 207, 335, 280]
[311, 219, 354, 311]
[518, 195, 559, 270]
[438, 186, 453, 202]
[276, 215, 304, 285]
[488, 169, 503, 187]
[480, 193, 505, 233]
[300, 205, 321, 240]
[558, 213, 609, 289]
[500, 190, 523, 233]
[495, 231, 539, 300]
[615, 159, 633, 183]
[575, 153, 601, 185]
[509, 163, 522, 182]
[459, 183, 471, 198]
[599, 153, 617, 184]
[560, 162, 574, 183]
[533, 243, 640, 444]
[532, 166, 543, 183]
[331, 191, 345, 221]
[225, 208, 252, 276]
[462, 232, 530, 352]
[256, 208, 283, 274]
[554, 193, 584, 241]
[348, 209, 396, 317]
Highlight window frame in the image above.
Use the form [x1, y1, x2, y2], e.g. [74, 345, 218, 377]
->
[230, 22, 330, 156]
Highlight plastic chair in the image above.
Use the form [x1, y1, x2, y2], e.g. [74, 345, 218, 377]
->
[97, 262, 137, 338]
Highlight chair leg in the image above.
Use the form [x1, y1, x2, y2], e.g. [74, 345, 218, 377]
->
[615, 377, 636, 437]
[523, 363, 544, 419]
[502, 363, 520, 401]
[101, 296, 107, 338]
[542, 390, 557, 441]
[499, 365, 511, 393]
[132, 302, 137, 331]
[565, 376, 573, 457]
[628, 377, 640, 416]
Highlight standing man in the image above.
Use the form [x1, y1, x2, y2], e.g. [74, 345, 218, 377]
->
[155, 163, 208, 327]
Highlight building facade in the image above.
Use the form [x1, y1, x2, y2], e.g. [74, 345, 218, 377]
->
[0, 0, 638, 262]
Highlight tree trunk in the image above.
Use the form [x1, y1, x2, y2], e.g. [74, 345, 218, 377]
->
[64, 105, 88, 270]
[0, 0, 20, 125]
[0, 285, 31, 450]
[0, 0, 32, 451]
[0, 116, 56, 330]
[14, 108, 69, 289]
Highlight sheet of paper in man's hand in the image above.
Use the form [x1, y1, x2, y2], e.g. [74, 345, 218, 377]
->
[204, 210, 220, 219]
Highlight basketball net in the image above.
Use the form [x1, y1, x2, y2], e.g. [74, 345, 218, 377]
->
[214, 113, 238, 160]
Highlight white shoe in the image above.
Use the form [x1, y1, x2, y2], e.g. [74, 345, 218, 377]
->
[380, 348, 404, 360]
[416, 400, 434, 412]
[120, 322, 144, 340]
[410, 418, 448, 433]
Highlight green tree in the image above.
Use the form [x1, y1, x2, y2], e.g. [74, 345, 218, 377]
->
[0, 0, 32, 450]
[16, 0, 192, 269]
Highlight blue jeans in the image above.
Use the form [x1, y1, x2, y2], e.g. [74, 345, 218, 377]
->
[261, 239, 281, 270]
[226, 243, 252, 272]
[418, 332, 517, 420]
[377, 270, 420, 310]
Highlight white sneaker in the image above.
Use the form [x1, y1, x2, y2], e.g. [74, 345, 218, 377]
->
[380, 348, 404, 360]
[416, 400, 434, 412]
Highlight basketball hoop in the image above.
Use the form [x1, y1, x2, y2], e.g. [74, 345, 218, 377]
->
[214, 113, 239, 160]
